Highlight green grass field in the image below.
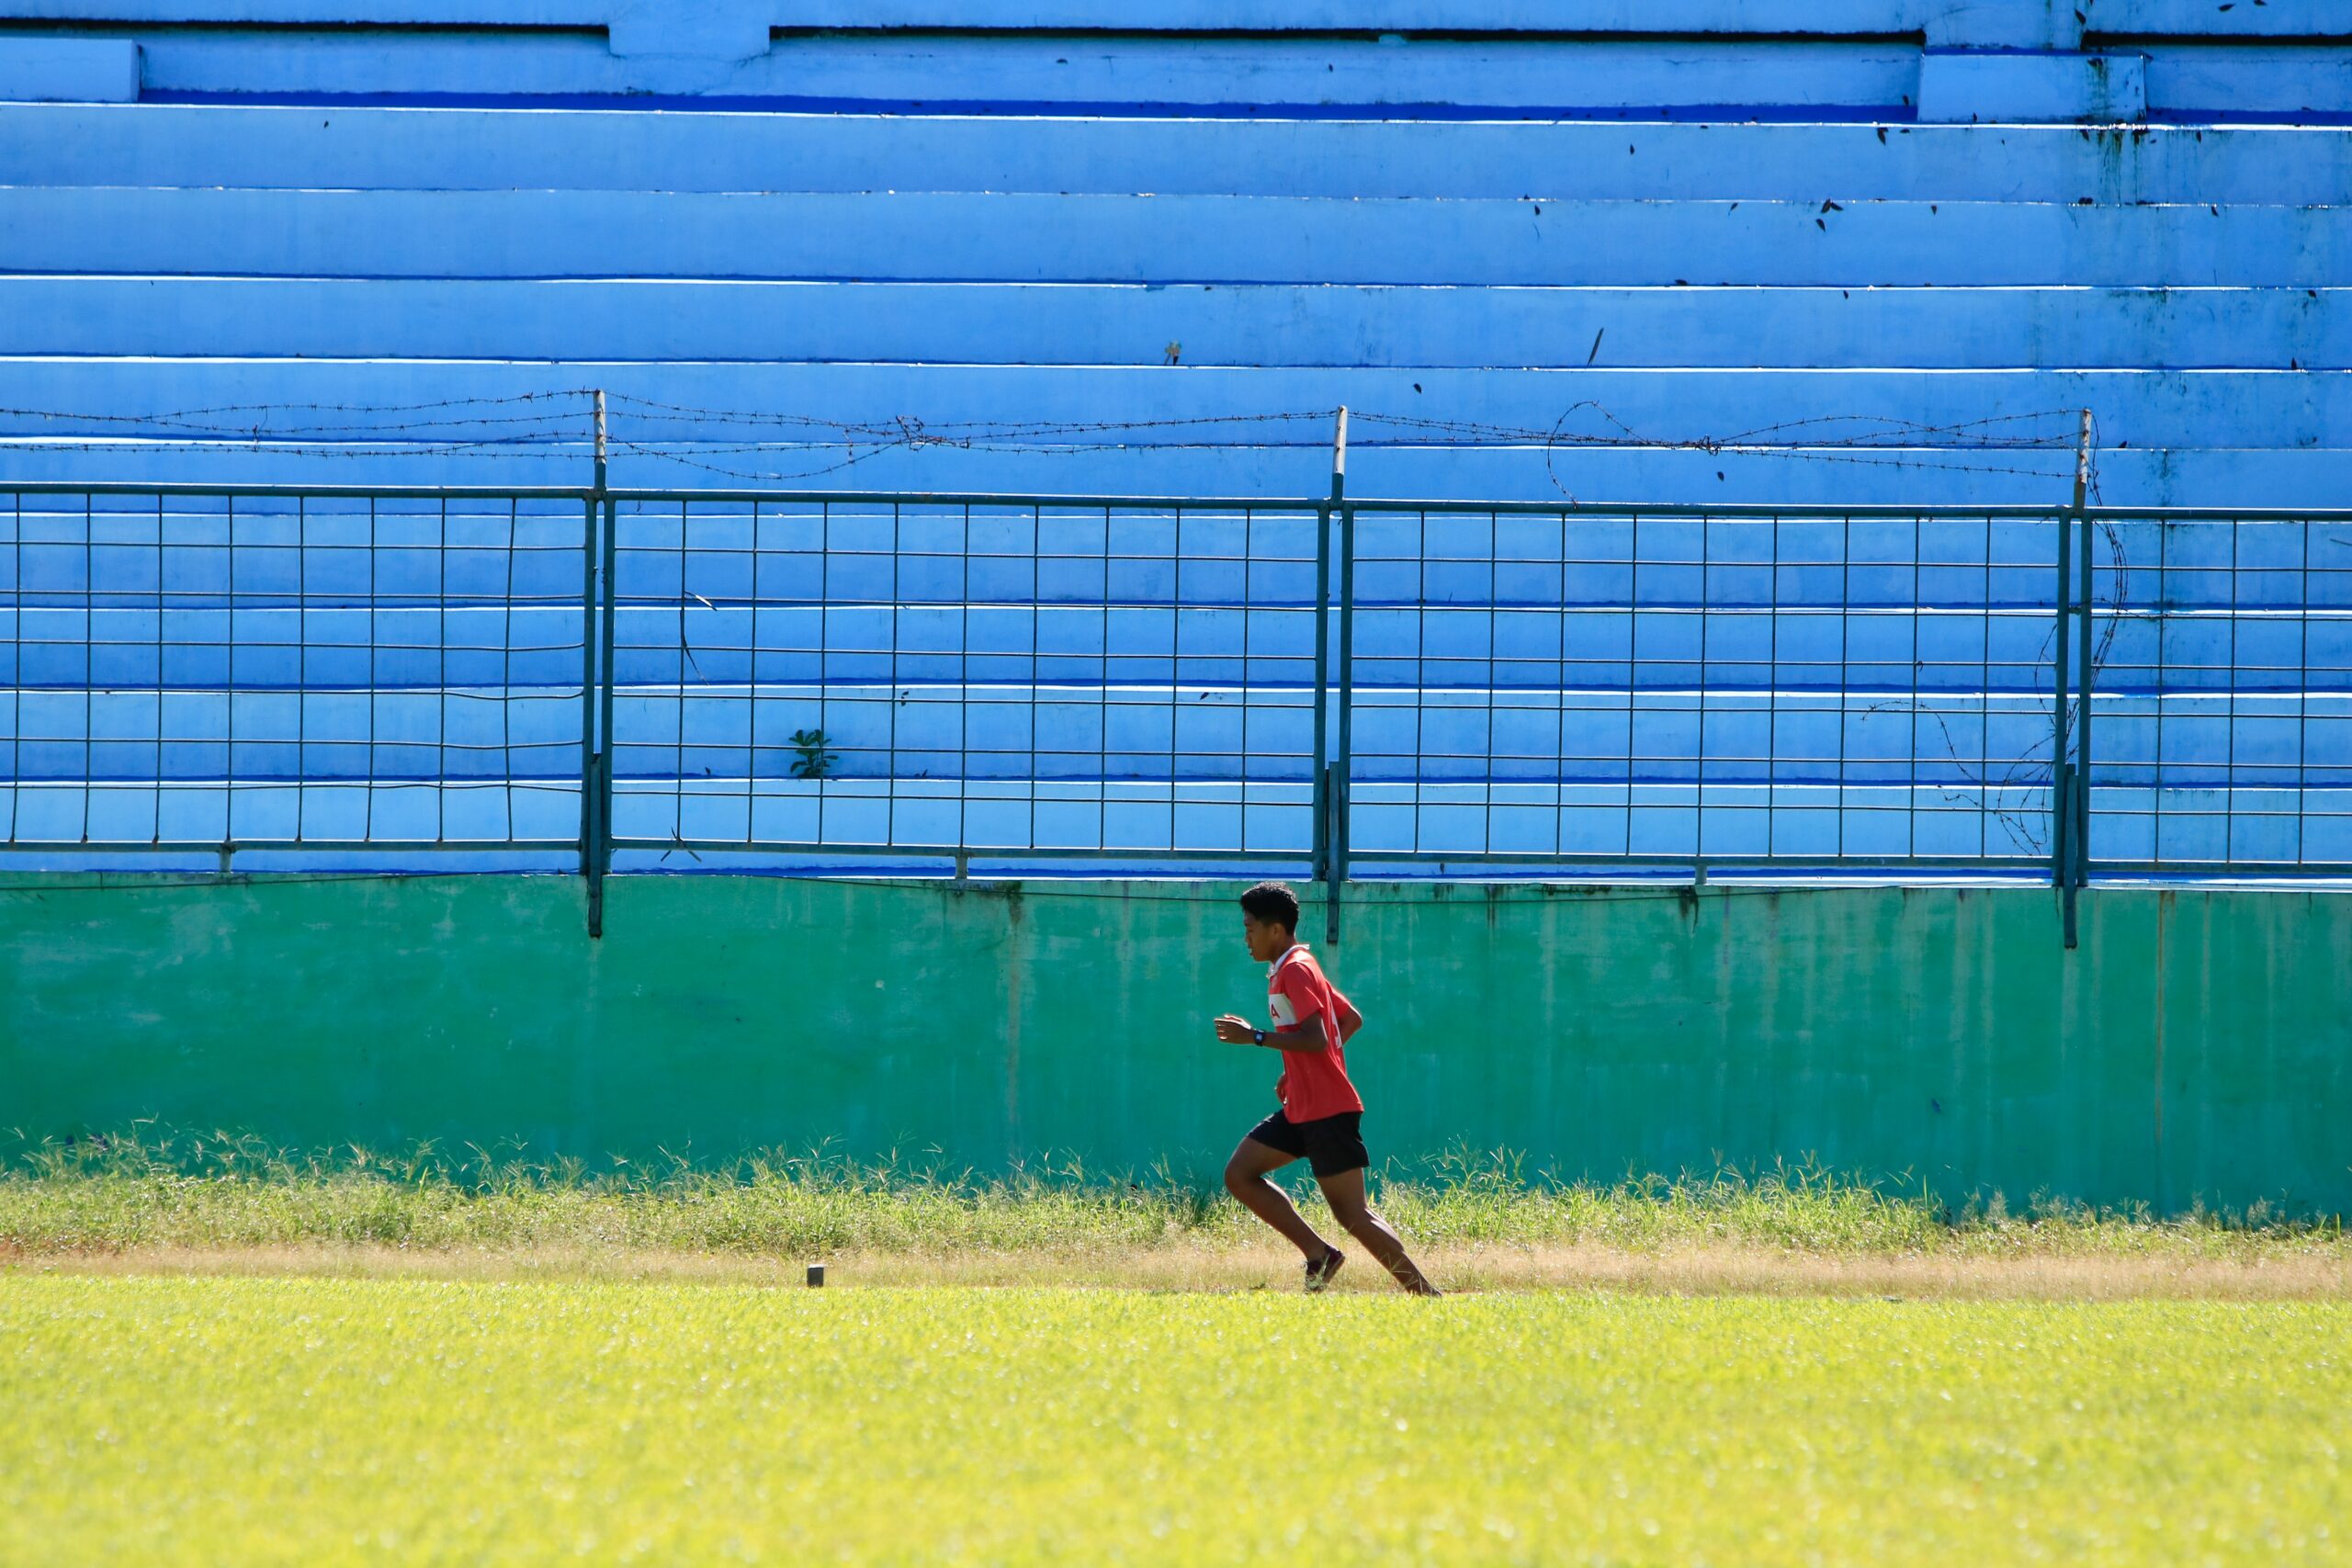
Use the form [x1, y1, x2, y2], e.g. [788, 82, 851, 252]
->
[2, 1276, 2344, 1566]
[7, 1133, 2347, 1561]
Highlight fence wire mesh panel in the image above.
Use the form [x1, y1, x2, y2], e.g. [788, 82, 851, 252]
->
[602, 494, 1325, 869]
[14, 481, 2352, 889]
[0, 486, 591, 858]
[2081, 512, 2352, 873]
[1339, 503, 2069, 872]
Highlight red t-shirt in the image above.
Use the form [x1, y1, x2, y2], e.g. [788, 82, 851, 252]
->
[1266, 944, 1364, 1122]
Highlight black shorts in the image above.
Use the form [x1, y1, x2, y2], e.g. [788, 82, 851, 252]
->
[1243, 1110, 1370, 1179]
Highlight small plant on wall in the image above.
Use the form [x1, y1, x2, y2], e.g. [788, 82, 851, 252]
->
[789, 728, 837, 781]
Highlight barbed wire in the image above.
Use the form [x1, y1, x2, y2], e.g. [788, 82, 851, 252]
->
[1354, 406, 2087, 449]
[0, 391, 598, 440]
[1883, 415, 2121, 857]
[603, 438, 884, 483]
[0, 396, 2104, 485]
[605, 397, 1339, 440]
[0, 438, 589, 460]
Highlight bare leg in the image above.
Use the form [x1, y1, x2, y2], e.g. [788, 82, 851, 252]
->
[1316, 1169, 1440, 1295]
[1224, 1138, 1339, 1262]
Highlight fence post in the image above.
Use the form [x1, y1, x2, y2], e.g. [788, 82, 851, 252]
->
[579, 492, 602, 935]
[2049, 409, 2094, 950]
[594, 496, 618, 928]
[2052, 491, 2075, 947]
[584, 389, 611, 939]
[2073, 410, 2095, 914]
[1311, 500, 1330, 886]
[1326, 409, 1351, 946]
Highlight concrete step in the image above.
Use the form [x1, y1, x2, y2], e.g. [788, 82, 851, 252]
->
[6, 276, 2344, 368]
[120, 29, 1921, 112]
[8, 187, 2347, 288]
[5, 105, 2344, 203]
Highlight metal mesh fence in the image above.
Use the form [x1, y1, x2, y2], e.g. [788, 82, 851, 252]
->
[7, 483, 2352, 896]
[2083, 512, 2352, 872]
[1342, 503, 2066, 870]
[1, 486, 589, 852]
[604, 495, 1325, 867]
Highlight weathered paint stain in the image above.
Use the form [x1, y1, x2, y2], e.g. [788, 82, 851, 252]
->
[2153, 886, 2171, 1215]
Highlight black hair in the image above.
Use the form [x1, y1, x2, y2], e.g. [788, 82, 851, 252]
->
[1238, 881, 1301, 932]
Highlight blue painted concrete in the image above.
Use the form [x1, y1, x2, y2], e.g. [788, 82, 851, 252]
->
[1, 0, 2329, 39]
[5, 5, 2340, 119]
[2139, 46, 2352, 118]
[23, 0, 2324, 62]
[1918, 50, 2144, 124]
[6, 276, 2339, 368]
[0, 38, 139, 102]
[7, 107, 2349, 202]
[112, 32, 1927, 112]
[0, 2, 2019, 30]
[10, 190, 2349, 288]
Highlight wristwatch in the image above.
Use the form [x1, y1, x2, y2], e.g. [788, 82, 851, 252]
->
[1252, 1028, 1267, 1045]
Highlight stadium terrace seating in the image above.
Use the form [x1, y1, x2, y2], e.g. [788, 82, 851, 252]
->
[0, 2, 2346, 502]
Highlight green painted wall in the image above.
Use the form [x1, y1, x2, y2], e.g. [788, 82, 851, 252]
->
[4, 874, 2346, 1214]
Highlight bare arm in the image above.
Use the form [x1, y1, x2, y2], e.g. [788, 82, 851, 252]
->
[1213, 1012, 1339, 1054]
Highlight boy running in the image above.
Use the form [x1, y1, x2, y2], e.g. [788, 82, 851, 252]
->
[1213, 881, 1439, 1295]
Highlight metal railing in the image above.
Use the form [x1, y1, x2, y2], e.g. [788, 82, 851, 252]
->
[7, 480, 2350, 942]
